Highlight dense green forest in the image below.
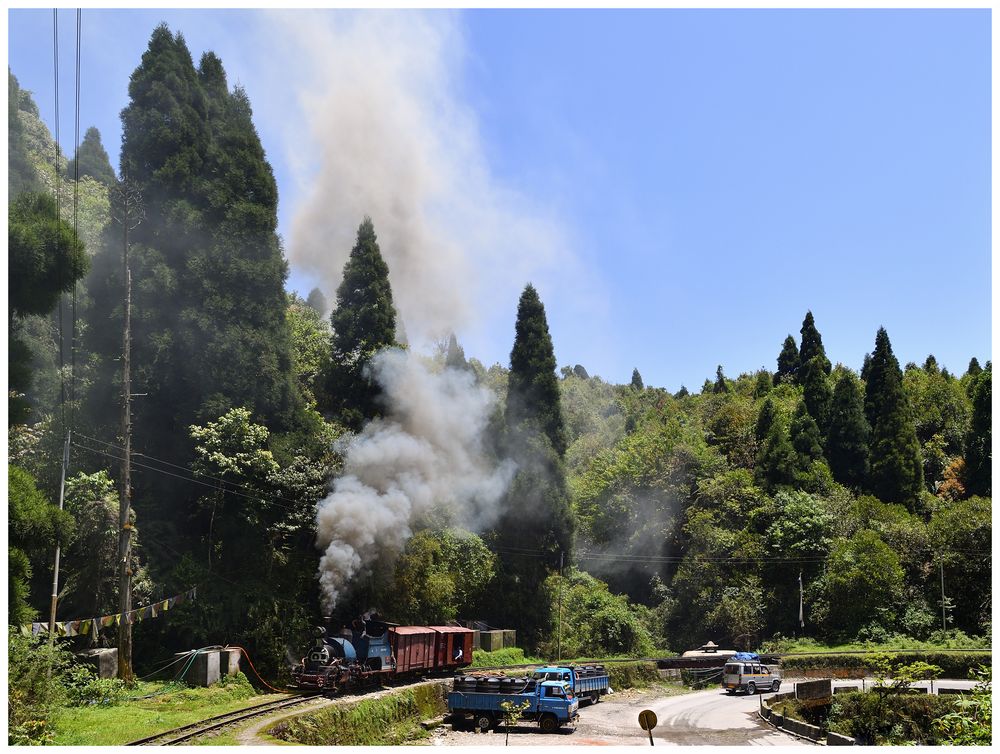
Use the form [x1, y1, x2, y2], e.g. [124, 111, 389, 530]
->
[8, 22, 992, 702]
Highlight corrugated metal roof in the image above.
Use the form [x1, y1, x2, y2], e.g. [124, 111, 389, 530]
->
[392, 626, 435, 635]
[428, 625, 473, 634]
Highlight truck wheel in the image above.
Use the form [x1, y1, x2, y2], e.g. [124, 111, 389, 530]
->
[539, 714, 559, 733]
[771, 680, 780, 692]
[747, 682, 757, 695]
[475, 714, 493, 732]
[590, 692, 600, 704]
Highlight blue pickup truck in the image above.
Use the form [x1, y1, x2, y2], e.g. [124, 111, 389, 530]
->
[448, 675, 579, 733]
[533, 665, 610, 704]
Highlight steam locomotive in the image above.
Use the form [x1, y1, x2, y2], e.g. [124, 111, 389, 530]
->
[291, 613, 474, 694]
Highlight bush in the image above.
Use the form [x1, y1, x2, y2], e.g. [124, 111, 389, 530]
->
[827, 692, 958, 744]
[470, 647, 543, 668]
[7, 629, 72, 745]
[606, 661, 660, 690]
[270, 682, 447, 745]
[63, 665, 131, 706]
[780, 651, 989, 679]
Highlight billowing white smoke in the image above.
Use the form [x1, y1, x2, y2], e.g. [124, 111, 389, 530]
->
[315, 348, 514, 611]
[264, 10, 578, 350]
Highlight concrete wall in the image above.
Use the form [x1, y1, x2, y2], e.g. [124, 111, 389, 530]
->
[827, 731, 857, 745]
[176, 649, 220, 687]
[220, 648, 241, 676]
[76, 648, 117, 679]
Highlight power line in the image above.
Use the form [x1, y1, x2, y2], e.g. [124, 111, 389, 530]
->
[70, 439, 309, 517]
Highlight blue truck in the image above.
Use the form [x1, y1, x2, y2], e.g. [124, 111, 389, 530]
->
[532, 665, 610, 704]
[448, 675, 579, 733]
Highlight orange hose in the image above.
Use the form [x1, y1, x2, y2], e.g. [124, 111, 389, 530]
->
[225, 645, 294, 694]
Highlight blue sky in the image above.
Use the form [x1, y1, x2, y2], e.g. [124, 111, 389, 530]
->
[8, 8, 991, 390]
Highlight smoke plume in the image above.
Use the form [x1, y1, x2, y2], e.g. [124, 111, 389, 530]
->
[314, 348, 514, 611]
[268, 10, 574, 345]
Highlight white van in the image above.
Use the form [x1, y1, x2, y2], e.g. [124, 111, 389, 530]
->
[722, 661, 781, 694]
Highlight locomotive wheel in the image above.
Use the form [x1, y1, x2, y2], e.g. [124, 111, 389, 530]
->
[475, 713, 494, 732]
[747, 682, 757, 695]
[539, 713, 559, 733]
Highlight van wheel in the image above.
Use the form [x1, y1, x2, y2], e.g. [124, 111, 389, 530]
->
[772, 680, 780, 692]
[539, 714, 559, 733]
[747, 682, 757, 695]
[475, 714, 493, 732]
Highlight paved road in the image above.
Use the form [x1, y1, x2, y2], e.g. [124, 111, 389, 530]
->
[429, 678, 980, 746]
[430, 686, 805, 746]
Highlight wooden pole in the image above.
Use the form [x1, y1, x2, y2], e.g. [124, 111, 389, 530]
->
[117, 183, 134, 685]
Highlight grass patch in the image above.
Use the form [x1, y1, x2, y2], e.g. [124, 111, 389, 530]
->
[269, 682, 448, 745]
[471, 647, 544, 668]
[606, 661, 661, 690]
[764, 634, 990, 654]
[780, 652, 989, 679]
[50, 673, 281, 746]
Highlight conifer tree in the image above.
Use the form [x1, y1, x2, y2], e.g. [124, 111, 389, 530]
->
[775, 334, 800, 384]
[752, 370, 772, 398]
[328, 217, 397, 429]
[756, 421, 797, 490]
[866, 330, 924, 507]
[573, 364, 590, 380]
[922, 354, 939, 374]
[798, 310, 831, 378]
[826, 372, 870, 488]
[964, 363, 992, 497]
[69, 126, 116, 186]
[306, 287, 327, 316]
[966, 357, 982, 378]
[790, 401, 824, 470]
[445, 332, 470, 372]
[713, 365, 729, 394]
[496, 284, 573, 645]
[675, 385, 689, 398]
[800, 356, 833, 436]
[863, 327, 895, 431]
[631, 368, 644, 390]
[755, 397, 777, 445]
[506, 284, 566, 456]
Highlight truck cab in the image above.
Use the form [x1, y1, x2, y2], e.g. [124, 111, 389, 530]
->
[532, 664, 610, 704]
[722, 661, 781, 695]
[447, 678, 579, 733]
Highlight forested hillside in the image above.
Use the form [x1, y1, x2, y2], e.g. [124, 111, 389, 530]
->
[8, 22, 992, 695]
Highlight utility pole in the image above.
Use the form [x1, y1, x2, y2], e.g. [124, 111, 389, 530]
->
[113, 174, 142, 685]
[798, 571, 804, 630]
[940, 561, 946, 632]
[557, 551, 564, 663]
[47, 431, 71, 674]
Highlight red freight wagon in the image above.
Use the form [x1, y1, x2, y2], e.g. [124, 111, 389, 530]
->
[428, 626, 474, 670]
[390, 626, 436, 673]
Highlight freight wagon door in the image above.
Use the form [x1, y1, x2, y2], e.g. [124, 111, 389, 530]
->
[392, 627, 436, 673]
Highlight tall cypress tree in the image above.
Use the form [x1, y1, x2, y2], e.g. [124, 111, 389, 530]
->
[631, 368, 644, 390]
[800, 356, 833, 436]
[756, 421, 797, 491]
[866, 330, 924, 507]
[755, 397, 777, 445]
[713, 365, 729, 394]
[964, 363, 992, 497]
[497, 284, 572, 646]
[506, 284, 566, 456]
[775, 334, 800, 385]
[826, 372, 870, 488]
[790, 401, 824, 471]
[966, 357, 982, 378]
[327, 217, 397, 430]
[798, 310, 831, 378]
[444, 332, 470, 372]
[68, 126, 116, 186]
[863, 327, 895, 431]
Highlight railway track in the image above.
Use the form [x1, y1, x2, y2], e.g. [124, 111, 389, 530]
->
[124, 693, 320, 745]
